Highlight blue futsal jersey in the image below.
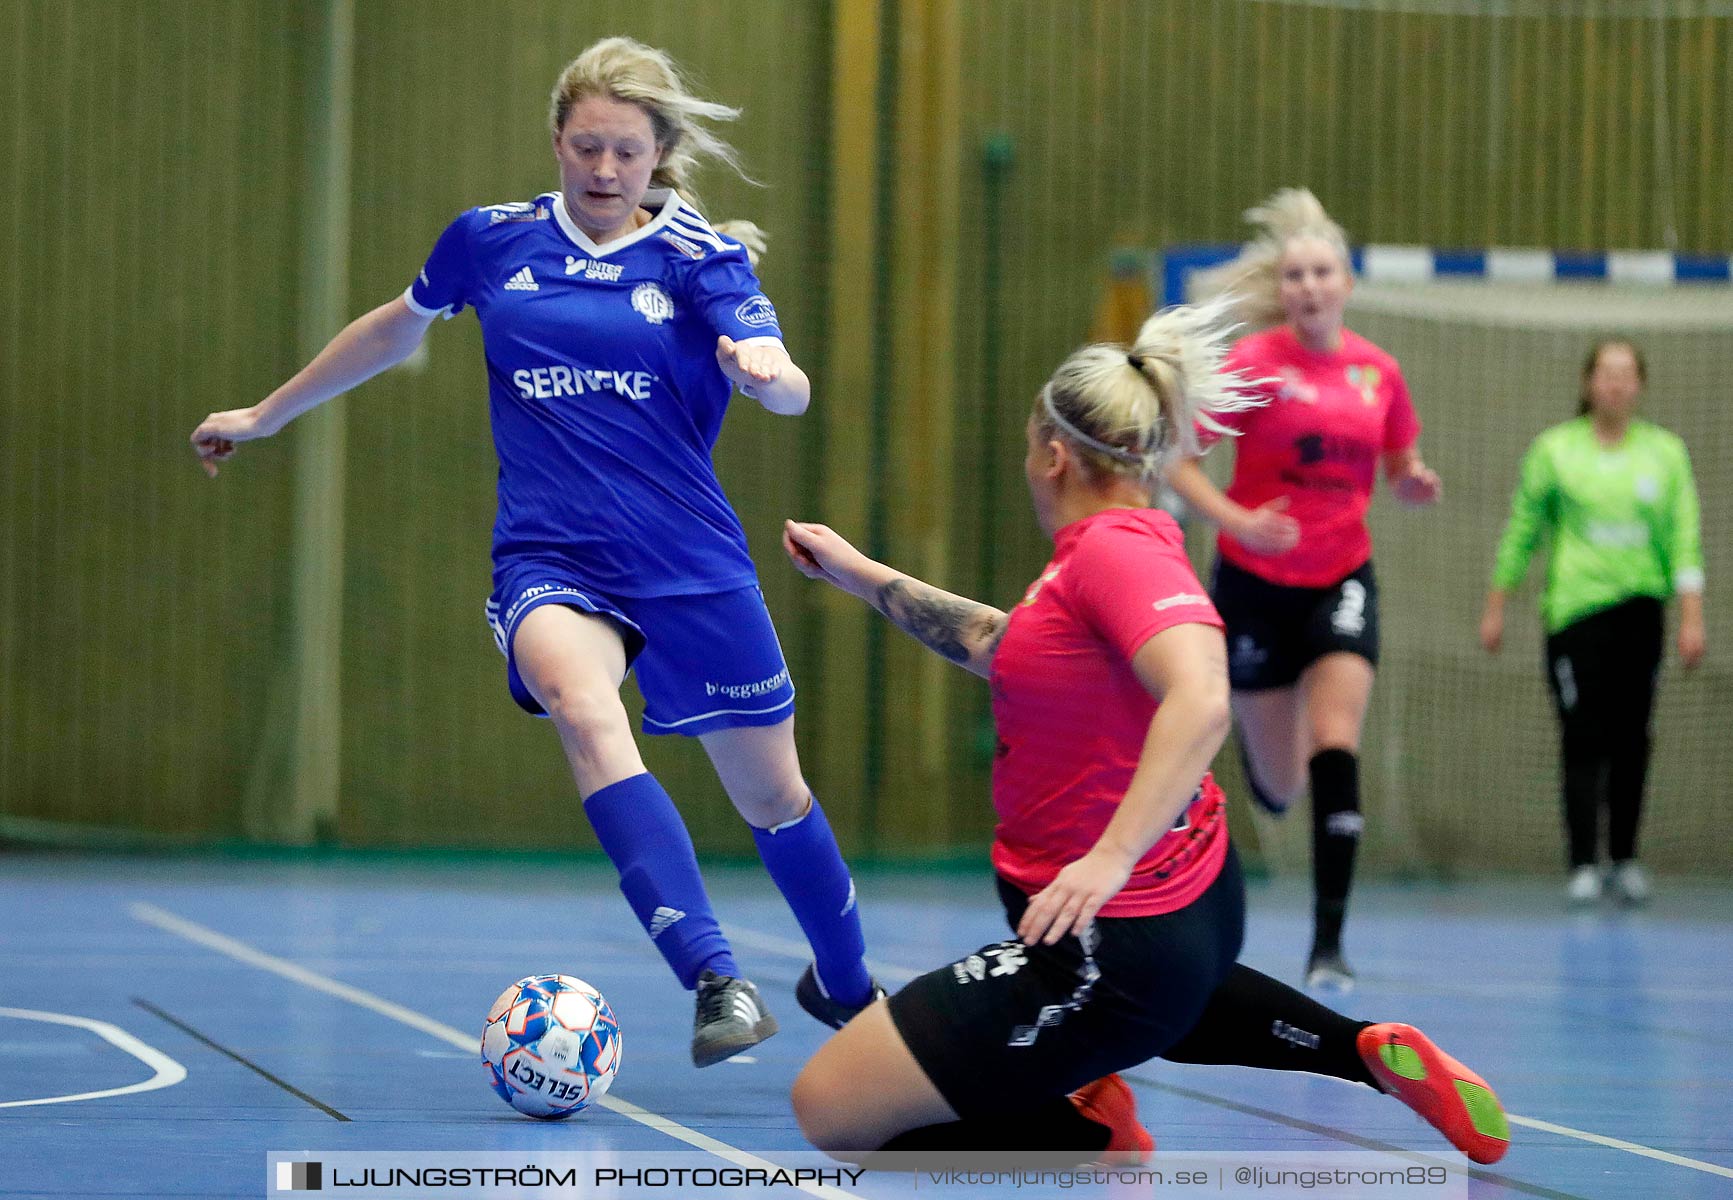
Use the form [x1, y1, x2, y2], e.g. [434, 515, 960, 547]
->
[404, 189, 785, 598]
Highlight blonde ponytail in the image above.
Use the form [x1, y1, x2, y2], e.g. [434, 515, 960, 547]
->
[1035, 295, 1263, 482]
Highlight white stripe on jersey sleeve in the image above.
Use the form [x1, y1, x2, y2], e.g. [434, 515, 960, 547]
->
[673, 200, 718, 231]
[401, 284, 454, 320]
[672, 202, 739, 239]
[668, 215, 732, 254]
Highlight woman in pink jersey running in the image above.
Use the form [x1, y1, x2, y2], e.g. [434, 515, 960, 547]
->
[778, 301, 1503, 1165]
[1167, 189, 1442, 992]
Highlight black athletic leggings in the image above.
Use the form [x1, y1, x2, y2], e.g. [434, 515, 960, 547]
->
[1544, 598, 1664, 868]
[880, 845, 1378, 1155]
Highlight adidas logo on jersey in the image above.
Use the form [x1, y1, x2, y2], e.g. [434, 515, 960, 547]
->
[503, 266, 539, 291]
[564, 256, 624, 282]
[648, 906, 686, 938]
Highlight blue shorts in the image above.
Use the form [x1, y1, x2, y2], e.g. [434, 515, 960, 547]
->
[484, 564, 796, 737]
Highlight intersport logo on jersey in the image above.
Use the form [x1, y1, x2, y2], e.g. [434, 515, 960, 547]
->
[564, 255, 624, 281]
[512, 363, 658, 402]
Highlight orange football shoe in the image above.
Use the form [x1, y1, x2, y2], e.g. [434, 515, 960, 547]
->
[1069, 1073, 1155, 1164]
[1358, 1023, 1510, 1164]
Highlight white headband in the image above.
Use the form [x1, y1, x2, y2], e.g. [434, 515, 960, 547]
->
[1040, 384, 1148, 465]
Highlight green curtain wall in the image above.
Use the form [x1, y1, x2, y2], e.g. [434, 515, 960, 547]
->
[2, 0, 1727, 866]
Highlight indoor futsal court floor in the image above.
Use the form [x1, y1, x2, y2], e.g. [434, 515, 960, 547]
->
[4, 851, 1731, 1199]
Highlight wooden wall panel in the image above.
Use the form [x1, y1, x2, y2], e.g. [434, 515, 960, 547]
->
[4, 0, 1727, 860]
[0, 1, 304, 839]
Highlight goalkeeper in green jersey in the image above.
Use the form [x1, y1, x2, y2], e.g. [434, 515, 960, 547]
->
[1479, 339, 1706, 906]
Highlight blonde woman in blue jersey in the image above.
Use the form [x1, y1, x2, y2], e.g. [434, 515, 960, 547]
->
[1480, 339, 1706, 906]
[191, 37, 881, 1068]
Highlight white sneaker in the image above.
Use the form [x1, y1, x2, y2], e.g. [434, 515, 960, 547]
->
[1566, 865, 1602, 905]
[1610, 861, 1651, 905]
[1305, 951, 1355, 993]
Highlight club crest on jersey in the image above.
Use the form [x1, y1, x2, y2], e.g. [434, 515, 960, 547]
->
[658, 230, 706, 260]
[735, 297, 778, 328]
[564, 256, 624, 282]
[1345, 364, 1382, 405]
[631, 282, 675, 324]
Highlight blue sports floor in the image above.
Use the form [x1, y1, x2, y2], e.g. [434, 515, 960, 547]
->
[4, 852, 1731, 1198]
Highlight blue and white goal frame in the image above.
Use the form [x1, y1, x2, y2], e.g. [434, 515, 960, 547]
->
[1159, 244, 1733, 308]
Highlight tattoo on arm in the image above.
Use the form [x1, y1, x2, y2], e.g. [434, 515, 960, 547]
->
[874, 578, 1008, 668]
[983, 619, 1009, 661]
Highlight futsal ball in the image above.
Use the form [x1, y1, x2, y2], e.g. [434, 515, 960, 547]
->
[481, 974, 621, 1118]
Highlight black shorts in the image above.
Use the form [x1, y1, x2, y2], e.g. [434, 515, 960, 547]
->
[886, 846, 1245, 1118]
[1210, 558, 1380, 691]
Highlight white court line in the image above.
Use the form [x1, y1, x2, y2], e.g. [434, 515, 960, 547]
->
[728, 923, 1733, 1182]
[0, 1007, 187, 1108]
[1503, 1115, 1733, 1179]
[128, 903, 859, 1200]
[127, 897, 1733, 1184]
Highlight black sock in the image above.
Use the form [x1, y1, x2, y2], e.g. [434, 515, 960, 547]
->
[871, 1096, 1109, 1161]
[1162, 964, 1379, 1089]
[1309, 748, 1361, 955]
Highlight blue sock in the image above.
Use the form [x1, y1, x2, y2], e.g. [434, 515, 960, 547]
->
[584, 773, 737, 990]
[752, 797, 872, 1005]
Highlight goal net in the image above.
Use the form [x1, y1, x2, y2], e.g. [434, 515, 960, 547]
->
[1204, 280, 1733, 878]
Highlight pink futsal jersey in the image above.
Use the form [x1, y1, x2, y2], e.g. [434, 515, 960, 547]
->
[1212, 326, 1420, 588]
[988, 508, 1229, 917]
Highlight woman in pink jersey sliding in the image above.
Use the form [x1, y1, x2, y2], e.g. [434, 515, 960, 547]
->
[1168, 189, 1442, 992]
[778, 301, 1504, 1165]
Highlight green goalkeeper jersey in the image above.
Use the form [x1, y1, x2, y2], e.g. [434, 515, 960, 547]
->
[1492, 417, 1704, 634]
